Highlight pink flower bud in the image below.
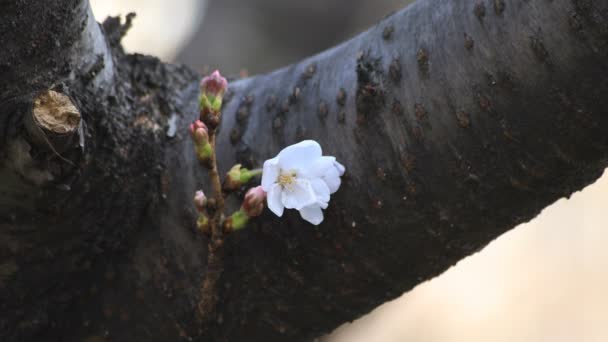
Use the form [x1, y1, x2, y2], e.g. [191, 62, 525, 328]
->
[242, 186, 266, 217]
[189, 120, 209, 144]
[194, 190, 207, 212]
[200, 70, 228, 97]
[189, 120, 207, 136]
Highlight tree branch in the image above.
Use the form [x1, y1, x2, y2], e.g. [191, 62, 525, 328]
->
[212, 0, 608, 339]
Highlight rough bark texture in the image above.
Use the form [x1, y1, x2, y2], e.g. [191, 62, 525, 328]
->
[1, 0, 607, 341]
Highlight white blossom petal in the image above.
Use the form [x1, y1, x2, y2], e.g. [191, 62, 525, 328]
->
[281, 179, 316, 210]
[310, 178, 330, 209]
[333, 160, 345, 176]
[277, 140, 322, 172]
[307, 156, 344, 194]
[267, 184, 284, 217]
[307, 156, 335, 178]
[322, 166, 342, 194]
[299, 205, 324, 225]
[261, 157, 280, 192]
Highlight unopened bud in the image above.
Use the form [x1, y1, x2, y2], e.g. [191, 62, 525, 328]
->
[223, 164, 262, 191]
[189, 121, 213, 164]
[200, 70, 228, 98]
[195, 144, 213, 165]
[193, 190, 207, 212]
[242, 186, 266, 217]
[199, 70, 228, 126]
[189, 120, 209, 144]
[223, 209, 248, 233]
[197, 213, 210, 235]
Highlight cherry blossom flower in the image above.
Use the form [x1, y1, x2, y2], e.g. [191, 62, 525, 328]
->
[261, 140, 345, 225]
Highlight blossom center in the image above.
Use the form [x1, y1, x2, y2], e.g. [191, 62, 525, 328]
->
[277, 170, 297, 190]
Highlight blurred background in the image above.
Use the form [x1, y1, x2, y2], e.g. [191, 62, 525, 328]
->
[92, 1, 608, 340]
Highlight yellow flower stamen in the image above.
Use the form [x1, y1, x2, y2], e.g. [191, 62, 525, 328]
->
[277, 170, 297, 190]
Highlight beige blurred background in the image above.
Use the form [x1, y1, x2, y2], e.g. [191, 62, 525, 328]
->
[92, 1, 608, 340]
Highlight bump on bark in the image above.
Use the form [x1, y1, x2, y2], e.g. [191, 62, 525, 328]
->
[414, 103, 428, 120]
[355, 52, 386, 124]
[494, 0, 505, 15]
[382, 25, 394, 40]
[455, 111, 471, 128]
[388, 58, 402, 85]
[464, 33, 474, 50]
[530, 32, 550, 64]
[318, 101, 329, 119]
[416, 48, 429, 76]
[474, 1, 486, 20]
[336, 88, 347, 106]
[302, 63, 316, 79]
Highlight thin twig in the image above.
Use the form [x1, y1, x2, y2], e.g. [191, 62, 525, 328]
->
[197, 130, 226, 324]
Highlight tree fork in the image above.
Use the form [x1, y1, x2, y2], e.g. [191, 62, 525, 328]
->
[1, 0, 607, 341]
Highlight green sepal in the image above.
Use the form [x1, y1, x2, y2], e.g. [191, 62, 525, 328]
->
[199, 94, 212, 110]
[228, 164, 262, 185]
[230, 209, 249, 231]
[211, 96, 223, 113]
[199, 93, 223, 114]
[196, 214, 209, 232]
[196, 142, 213, 161]
[240, 168, 262, 183]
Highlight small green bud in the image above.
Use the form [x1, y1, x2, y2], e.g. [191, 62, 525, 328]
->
[223, 164, 262, 191]
[195, 143, 213, 163]
[224, 209, 249, 233]
[189, 120, 209, 144]
[196, 213, 210, 235]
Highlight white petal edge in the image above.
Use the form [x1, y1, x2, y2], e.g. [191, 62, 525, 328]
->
[281, 179, 317, 210]
[310, 178, 330, 209]
[322, 166, 342, 194]
[261, 156, 280, 192]
[307, 156, 335, 179]
[299, 205, 324, 225]
[334, 160, 346, 176]
[277, 140, 322, 172]
[267, 184, 284, 217]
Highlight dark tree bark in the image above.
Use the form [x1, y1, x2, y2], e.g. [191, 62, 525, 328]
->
[1, 0, 607, 341]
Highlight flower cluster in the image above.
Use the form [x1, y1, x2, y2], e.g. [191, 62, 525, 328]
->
[191, 70, 266, 236]
[261, 140, 345, 225]
[189, 71, 346, 325]
[191, 71, 345, 236]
